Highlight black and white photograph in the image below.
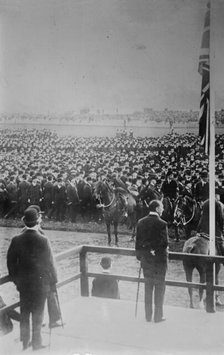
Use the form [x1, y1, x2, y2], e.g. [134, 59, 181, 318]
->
[0, 0, 224, 354]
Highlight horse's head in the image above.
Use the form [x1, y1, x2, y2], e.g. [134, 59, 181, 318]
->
[174, 195, 199, 228]
[94, 180, 112, 202]
[173, 196, 188, 225]
[161, 197, 174, 223]
[175, 195, 192, 213]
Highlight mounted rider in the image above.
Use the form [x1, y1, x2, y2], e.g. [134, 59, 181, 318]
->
[161, 170, 179, 209]
[194, 170, 209, 207]
[107, 173, 129, 218]
[139, 175, 162, 213]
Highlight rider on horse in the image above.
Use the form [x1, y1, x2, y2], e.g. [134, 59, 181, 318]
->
[107, 174, 129, 217]
[161, 170, 179, 209]
[194, 170, 209, 208]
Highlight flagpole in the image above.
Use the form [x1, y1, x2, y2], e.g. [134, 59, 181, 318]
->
[209, 0, 216, 256]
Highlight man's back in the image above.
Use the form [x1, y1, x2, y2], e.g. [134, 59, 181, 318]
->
[91, 275, 120, 299]
[136, 214, 168, 257]
[7, 229, 57, 290]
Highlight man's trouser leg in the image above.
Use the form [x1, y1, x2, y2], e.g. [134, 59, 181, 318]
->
[32, 292, 47, 350]
[144, 278, 154, 321]
[20, 291, 31, 346]
[154, 280, 166, 322]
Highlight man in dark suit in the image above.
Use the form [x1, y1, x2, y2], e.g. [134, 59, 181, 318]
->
[42, 175, 54, 219]
[66, 177, 80, 222]
[194, 170, 209, 204]
[18, 174, 30, 216]
[161, 170, 178, 201]
[135, 199, 168, 323]
[53, 178, 67, 221]
[7, 207, 57, 350]
[4, 176, 18, 219]
[27, 177, 42, 206]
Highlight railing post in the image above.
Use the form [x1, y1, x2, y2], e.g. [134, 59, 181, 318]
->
[206, 261, 215, 313]
[80, 249, 89, 297]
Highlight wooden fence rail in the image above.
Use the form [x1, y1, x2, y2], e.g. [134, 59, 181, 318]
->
[1, 244, 224, 315]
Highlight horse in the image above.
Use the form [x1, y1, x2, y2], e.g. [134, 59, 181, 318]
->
[173, 195, 202, 239]
[94, 180, 136, 246]
[183, 233, 222, 309]
[160, 196, 179, 241]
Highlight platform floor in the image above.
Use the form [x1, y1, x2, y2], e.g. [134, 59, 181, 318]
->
[1, 297, 224, 355]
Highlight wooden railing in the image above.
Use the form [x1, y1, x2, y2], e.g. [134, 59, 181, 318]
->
[1, 245, 224, 315]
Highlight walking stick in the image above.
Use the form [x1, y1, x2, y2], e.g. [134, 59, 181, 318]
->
[48, 287, 63, 351]
[135, 264, 142, 318]
[55, 288, 64, 328]
[49, 325, 52, 351]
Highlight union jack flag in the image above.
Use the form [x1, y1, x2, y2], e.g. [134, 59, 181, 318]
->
[198, 2, 210, 155]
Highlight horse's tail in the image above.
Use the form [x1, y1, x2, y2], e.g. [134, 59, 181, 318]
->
[183, 236, 199, 254]
[184, 244, 196, 254]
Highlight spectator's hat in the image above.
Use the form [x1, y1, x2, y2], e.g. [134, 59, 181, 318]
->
[166, 170, 173, 177]
[23, 208, 39, 226]
[100, 256, 112, 269]
[201, 170, 208, 178]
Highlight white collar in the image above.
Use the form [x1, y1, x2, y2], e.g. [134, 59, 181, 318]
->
[24, 225, 40, 231]
[102, 270, 110, 274]
[149, 212, 159, 216]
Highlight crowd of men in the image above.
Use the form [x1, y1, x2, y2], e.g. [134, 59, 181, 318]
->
[0, 128, 224, 223]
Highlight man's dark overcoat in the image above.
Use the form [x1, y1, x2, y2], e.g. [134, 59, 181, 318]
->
[7, 229, 57, 349]
[136, 214, 168, 279]
[135, 213, 168, 322]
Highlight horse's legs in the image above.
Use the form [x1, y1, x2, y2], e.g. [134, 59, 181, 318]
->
[173, 224, 179, 242]
[215, 264, 223, 306]
[131, 224, 136, 241]
[184, 263, 194, 308]
[129, 213, 136, 242]
[106, 223, 111, 246]
[114, 222, 118, 246]
[198, 267, 206, 309]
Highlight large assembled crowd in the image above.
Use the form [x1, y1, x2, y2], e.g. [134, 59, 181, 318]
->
[0, 128, 224, 222]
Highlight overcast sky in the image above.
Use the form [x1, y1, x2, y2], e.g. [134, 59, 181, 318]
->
[0, 0, 223, 114]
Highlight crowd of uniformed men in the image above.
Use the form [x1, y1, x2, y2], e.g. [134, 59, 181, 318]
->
[0, 128, 224, 222]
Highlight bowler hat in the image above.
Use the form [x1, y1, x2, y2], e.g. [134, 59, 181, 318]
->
[28, 205, 44, 214]
[201, 170, 208, 178]
[23, 208, 39, 225]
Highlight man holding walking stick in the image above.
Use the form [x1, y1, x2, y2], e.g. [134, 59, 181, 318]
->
[135, 199, 169, 323]
[7, 207, 58, 350]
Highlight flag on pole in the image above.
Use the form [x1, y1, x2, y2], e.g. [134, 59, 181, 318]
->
[198, 2, 210, 155]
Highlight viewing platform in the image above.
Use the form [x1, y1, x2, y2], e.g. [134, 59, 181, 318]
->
[1, 296, 224, 355]
[1, 244, 224, 354]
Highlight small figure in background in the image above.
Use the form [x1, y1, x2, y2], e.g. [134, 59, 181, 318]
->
[91, 257, 120, 299]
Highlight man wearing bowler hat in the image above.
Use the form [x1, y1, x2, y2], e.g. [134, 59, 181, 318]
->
[7, 207, 57, 351]
[194, 170, 209, 204]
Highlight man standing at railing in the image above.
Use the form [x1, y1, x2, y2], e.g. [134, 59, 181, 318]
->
[6, 207, 57, 351]
[135, 199, 168, 323]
